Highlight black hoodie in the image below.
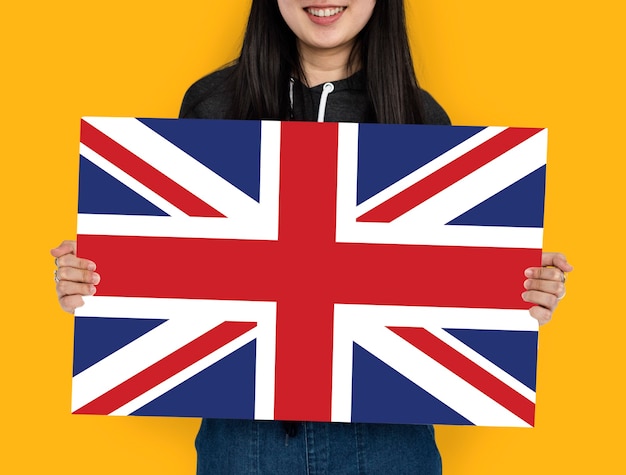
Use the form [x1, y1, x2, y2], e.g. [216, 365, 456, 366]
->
[179, 65, 451, 125]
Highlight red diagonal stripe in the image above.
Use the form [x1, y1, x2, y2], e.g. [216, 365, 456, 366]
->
[357, 127, 543, 223]
[80, 119, 225, 217]
[73, 321, 256, 415]
[388, 326, 535, 426]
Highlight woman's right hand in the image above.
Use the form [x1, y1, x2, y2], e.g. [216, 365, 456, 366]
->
[50, 240, 100, 313]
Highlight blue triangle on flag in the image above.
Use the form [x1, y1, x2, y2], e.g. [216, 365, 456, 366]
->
[78, 156, 168, 216]
[444, 329, 538, 391]
[356, 124, 485, 205]
[351, 343, 472, 425]
[73, 317, 166, 376]
[138, 118, 262, 202]
[131, 340, 256, 418]
[447, 166, 546, 227]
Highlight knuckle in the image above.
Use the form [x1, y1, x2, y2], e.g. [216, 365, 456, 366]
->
[57, 280, 71, 295]
[58, 281, 94, 300]
[547, 294, 559, 309]
[79, 258, 96, 271]
[56, 267, 67, 281]
[525, 289, 539, 303]
[81, 269, 92, 283]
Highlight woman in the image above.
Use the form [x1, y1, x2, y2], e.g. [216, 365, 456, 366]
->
[52, 1, 573, 473]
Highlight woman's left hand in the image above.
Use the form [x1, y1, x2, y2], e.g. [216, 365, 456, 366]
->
[523, 252, 573, 324]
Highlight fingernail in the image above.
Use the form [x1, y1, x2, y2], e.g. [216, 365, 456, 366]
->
[89, 285, 97, 295]
[521, 292, 529, 301]
[92, 272, 100, 284]
[524, 269, 533, 277]
[87, 263, 96, 271]
[523, 279, 531, 289]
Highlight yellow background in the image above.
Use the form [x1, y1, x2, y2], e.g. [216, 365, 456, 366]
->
[1, 0, 623, 473]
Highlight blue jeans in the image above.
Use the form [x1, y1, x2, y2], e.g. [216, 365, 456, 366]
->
[195, 419, 441, 474]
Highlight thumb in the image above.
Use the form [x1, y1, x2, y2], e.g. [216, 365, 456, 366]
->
[50, 240, 77, 258]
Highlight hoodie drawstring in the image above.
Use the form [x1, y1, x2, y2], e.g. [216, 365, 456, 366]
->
[289, 78, 295, 119]
[288, 80, 335, 122]
[317, 82, 335, 122]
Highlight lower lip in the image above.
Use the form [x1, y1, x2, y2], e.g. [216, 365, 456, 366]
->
[305, 9, 345, 26]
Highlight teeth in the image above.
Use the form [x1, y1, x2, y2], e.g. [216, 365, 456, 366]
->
[307, 7, 346, 18]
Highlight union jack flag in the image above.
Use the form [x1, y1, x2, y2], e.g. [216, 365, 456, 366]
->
[73, 117, 547, 427]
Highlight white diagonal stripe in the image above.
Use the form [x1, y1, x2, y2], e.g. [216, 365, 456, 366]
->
[80, 142, 185, 217]
[425, 326, 536, 402]
[354, 323, 530, 427]
[336, 124, 546, 248]
[82, 117, 258, 218]
[110, 328, 258, 415]
[78, 118, 280, 240]
[71, 317, 221, 412]
[72, 297, 276, 414]
[331, 305, 537, 427]
[392, 129, 547, 226]
[354, 126, 505, 215]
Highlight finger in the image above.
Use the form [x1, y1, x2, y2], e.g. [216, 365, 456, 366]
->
[541, 252, 574, 273]
[55, 280, 97, 300]
[522, 289, 559, 312]
[524, 265, 565, 282]
[56, 266, 100, 285]
[56, 254, 97, 271]
[52, 240, 97, 270]
[50, 240, 77, 258]
[528, 305, 553, 325]
[58, 294, 87, 314]
[524, 277, 565, 298]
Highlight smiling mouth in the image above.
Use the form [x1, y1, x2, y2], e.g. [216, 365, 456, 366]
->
[306, 7, 346, 18]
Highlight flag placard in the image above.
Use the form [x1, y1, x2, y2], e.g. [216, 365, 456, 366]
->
[73, 117, 546, 427]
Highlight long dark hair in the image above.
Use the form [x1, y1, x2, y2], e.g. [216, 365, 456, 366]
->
[228, 0, 424, 124]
